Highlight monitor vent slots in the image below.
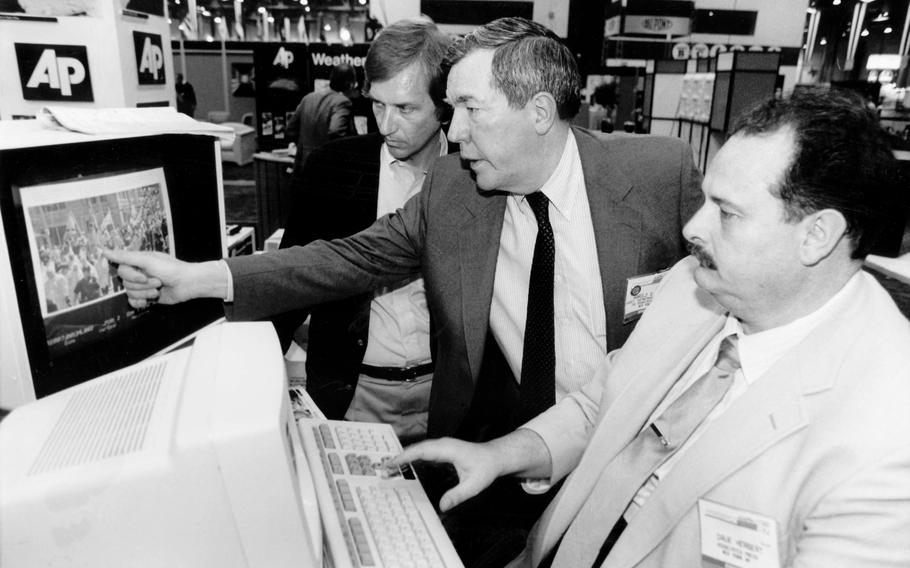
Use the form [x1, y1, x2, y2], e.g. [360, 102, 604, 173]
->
[29, 361, 167, 475]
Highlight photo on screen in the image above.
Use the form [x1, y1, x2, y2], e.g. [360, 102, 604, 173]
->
[19, 168, 174, 356]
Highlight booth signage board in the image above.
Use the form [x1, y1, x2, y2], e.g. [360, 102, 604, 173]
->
[15, 43, 94, 102]
[253, 43, 369, 152]
[133, 31, 166, 85]
[253, 43, 309, 151]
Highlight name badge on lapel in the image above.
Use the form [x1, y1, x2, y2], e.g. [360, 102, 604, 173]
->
[623, 270, 666, 323]
[698, 499, 781, 568]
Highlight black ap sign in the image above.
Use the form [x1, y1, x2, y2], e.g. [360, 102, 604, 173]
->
[16, 43, 94, 101]
[133, 31, 166, 85]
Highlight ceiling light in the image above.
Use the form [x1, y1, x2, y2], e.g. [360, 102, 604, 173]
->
[820, 37, 827, 45]
[305, 6, 310, 12]
[860, 28, 870, 37]
[833, 0, 841, 5]
[267, 15, 274, 23]
[257, 6, 265, 13]
[323, 23, 331, 31]
[884, 26, 893, 33]
[339, 27, 352, 42]
[358, 0, 367, 5]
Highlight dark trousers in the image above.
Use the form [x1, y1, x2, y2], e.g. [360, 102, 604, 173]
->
[417, 462, 560, 568]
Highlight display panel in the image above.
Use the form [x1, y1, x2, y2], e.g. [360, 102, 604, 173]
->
[19, 169, 174, 359]
[0, 134, 224, 401]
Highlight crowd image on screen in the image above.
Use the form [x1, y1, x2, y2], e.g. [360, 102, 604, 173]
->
[30, 184, 170, 315]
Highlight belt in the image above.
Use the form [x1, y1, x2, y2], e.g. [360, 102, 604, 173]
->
[359, 362, 434, 382]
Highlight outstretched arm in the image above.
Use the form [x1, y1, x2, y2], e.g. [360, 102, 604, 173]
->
[104, 249, 228, 308]
[392, 428, 552, 512]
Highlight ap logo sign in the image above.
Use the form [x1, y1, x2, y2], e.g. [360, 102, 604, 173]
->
[15, 43, 94, 102]
[133, 32, 166, 85]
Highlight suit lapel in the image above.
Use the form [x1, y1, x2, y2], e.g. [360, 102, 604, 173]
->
[457, 188, 507, 380]
[604, 293, 866, 568]
[574, 129, 642, 347]
[531, 260, 726, 563]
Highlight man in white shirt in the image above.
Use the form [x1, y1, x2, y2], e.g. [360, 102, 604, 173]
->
[272, 19, 453, 443]
[394, 87, 910, 567]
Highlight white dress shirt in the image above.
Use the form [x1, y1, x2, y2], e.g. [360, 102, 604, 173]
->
[489, 130, 607, 400]
[360, 130, 447, 368]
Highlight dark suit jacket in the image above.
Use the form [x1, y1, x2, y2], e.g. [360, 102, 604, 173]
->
[275, 134, 383, 417]
[225, 127, 703, 440]
[286, 88, 354, 173]
[274, 133, 456, 418]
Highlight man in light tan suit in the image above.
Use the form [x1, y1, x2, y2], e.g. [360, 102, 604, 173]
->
[396, 87, 910, 567]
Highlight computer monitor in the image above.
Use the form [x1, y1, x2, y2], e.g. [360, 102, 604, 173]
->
[0, 322, 322, 567]
[0, 131, 226, 408]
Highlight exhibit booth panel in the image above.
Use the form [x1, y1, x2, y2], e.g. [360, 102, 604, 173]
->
[0, 0, 175, 120]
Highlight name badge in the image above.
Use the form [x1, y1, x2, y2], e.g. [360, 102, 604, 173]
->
[623, 270, 666, 323]
[698, 499, 781, 568]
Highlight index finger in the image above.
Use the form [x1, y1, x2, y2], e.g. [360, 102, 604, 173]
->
[103, 248, 155, 271]
[391, 439, 454, 469]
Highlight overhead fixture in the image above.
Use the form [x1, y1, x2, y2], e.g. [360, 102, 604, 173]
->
[339, 26, 352, 42]
[323, 23, 332, 31]
[305, 6, 310, 12]
[832, 0, 841, 5]
[267, 15, 275, 23]
[872, 11, 889, 22]
[214, 16, 222, 23]
[300, 0, 307, 4]
[884, 26, 893, 33]
[358, 0, 367, 5]
[820, 37, 828, 45]
[257, 6, 265, 13]
[861, 28, 870, 36]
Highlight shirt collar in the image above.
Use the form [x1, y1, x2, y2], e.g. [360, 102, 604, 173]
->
[380, 129, 448, 173]
[722, 270, 865, 384]
[515, 130, 582, 220]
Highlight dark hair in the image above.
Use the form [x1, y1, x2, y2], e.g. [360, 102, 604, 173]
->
[364, 18, 451, 121]
[446, 17, 581, 120]
[329, 63, 357, 92]
[732, 86, 900, 259]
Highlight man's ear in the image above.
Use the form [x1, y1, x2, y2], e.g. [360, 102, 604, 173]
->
[799, 208, 848, 265]
[529, 91, 558, 134]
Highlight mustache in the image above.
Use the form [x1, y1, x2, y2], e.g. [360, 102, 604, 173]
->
[687, 242, 716, 269]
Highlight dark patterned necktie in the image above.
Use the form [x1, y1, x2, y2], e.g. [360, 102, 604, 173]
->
[519, 191, 556, 423]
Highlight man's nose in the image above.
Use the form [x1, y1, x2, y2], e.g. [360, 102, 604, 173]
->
[447, 108, 467, 143]
[378, 108, 397, 135]
[682, 201, 707, 244]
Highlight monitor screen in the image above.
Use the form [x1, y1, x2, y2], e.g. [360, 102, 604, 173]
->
[0, 133, 225, 403]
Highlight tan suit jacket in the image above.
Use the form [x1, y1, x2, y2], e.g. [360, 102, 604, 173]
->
[518, 256, 910, 567]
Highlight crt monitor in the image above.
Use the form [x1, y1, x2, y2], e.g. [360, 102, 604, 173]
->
[0, 132, 225, 408]
[0, 322, 322, 567]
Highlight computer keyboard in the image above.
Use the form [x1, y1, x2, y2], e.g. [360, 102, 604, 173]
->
[298, 419, 464, 568]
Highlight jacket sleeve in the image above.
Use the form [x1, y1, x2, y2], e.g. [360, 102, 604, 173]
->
[222, 184, 427, 321]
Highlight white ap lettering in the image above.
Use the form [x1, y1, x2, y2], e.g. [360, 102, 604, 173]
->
[139, 38, 163, 79]
[26, 49, 86, 96]
[272, 47, 294, 68]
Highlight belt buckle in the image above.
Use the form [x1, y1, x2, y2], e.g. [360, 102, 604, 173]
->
[400, 365, 420, 382]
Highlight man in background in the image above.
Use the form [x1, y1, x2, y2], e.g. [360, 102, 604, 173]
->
[274, 18, 453, 443]
[395, 87, 910, 567]
[175, 74, 196, 118]
[286, 62, 357, 173]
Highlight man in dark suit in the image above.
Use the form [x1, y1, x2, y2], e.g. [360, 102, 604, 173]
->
[111, 13, 700, 448]
[275, 19, 454, 442]
[286, 62, 357, 173]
